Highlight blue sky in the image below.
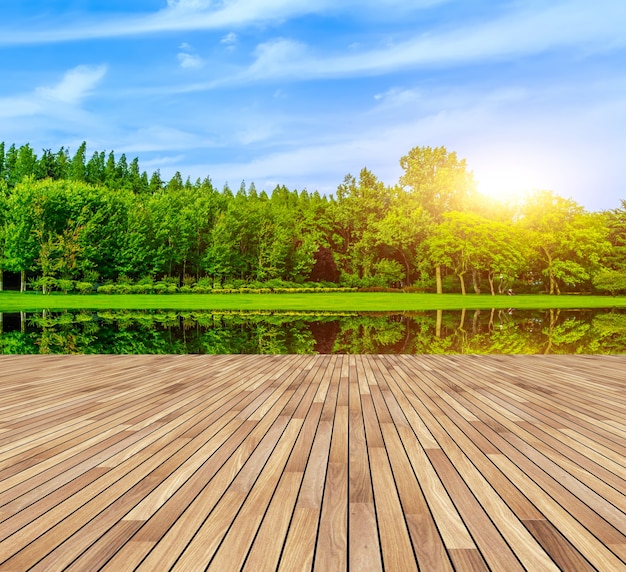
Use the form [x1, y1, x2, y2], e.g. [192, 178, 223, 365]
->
[1, 0, 625, 210]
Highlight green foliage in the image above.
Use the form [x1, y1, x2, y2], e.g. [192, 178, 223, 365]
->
[593, 269, 626, 295]
[0, 141, 622, 299]
[76, 282, 94, 294]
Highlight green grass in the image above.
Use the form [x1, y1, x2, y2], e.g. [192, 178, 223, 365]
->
[1, 291, 626, 312]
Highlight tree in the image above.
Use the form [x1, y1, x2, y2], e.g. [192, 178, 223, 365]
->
[86, 151, 105, 184]
[330, 169, 390, 283]
[427, 212, 473, 294]
[604, 200, 626, 271]
[310, 246, 339, 282]
[69, 142, 87, 181]
[374, 188, 431, 285]
[593, 269, 626, 295]
[521, 191, 610, 294]
[399, 146, 476, 292]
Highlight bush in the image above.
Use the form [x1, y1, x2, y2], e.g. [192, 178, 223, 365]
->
[57, 279, 75, 293]
[182, 275, 196, 287]
[30, 276, 58, 294]
[97, 284, 115, 294]
[402, 286, 426, 293]
[160, 276, 179, 286]
[76, 282, 94, 294]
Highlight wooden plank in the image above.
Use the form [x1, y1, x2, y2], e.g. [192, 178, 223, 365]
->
[349, 356, 382, 571]
[314, 361, 349, 571]
[0, 354, 624, 571]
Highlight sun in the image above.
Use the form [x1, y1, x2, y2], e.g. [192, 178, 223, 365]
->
[475, 166, 544, 204]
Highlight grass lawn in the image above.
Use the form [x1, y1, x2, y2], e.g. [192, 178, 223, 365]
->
[1, 291, 626, 312]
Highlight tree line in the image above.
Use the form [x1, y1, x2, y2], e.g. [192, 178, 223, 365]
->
[1, 141, 625, 294]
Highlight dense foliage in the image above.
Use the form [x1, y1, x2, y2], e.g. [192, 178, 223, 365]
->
[1, 141, 624, 294]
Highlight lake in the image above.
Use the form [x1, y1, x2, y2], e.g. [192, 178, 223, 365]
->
[1, 307, 625, 354]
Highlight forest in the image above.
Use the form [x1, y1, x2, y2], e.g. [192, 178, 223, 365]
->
[1, 141, 625, 295]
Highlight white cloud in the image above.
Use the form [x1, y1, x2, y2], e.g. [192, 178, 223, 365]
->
[373, 88, 421, 107]
[221, 32, 238, 45]
[215, 1, 626, 85]
[36, 64, 107, 104]
[178, 52, 205, 69]
[246, 38, 308, 79]
[0, 65, 106, 119]
[0, 0, 447, 45]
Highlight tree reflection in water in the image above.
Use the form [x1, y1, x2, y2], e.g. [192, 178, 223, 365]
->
[1, 309, 625, 355]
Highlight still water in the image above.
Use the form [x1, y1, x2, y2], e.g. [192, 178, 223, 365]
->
[1, 308, 625, 355]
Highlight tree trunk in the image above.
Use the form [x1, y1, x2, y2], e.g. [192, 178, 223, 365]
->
[472, 268, 481, 294]
[436, 309, 442, 338]
[542, 248, 555, 294]
[401, 251, 410, 286]
[458, 272, 466, 295]
[21, 270, 26, 292]
[472, 309, 481, 333]
[0, 270, 3, 291]
[436, 265, 442, 294]
[488, 272, 495, 295]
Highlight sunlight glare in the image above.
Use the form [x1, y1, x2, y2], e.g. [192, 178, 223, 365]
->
[475, 166, 545, 204]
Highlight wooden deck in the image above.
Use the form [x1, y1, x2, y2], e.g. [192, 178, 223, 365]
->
[0, 354, 624, 571]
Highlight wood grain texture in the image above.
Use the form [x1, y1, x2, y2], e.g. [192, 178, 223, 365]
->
[0, 354, 624, 571]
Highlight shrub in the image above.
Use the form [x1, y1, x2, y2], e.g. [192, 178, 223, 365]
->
[56, 279, 75, 293]
[182, 275, 196, 287]
[76, 282, 94, 294]
[97, 284, 115, 294]
[160, 276, 179, 286]
[402, 286, 425, 293]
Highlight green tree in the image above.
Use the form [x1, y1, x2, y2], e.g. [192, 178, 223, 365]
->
[604, 200, 626, 271]
[330, 168, 390, 283]
[522, 191, 610, 294]
[399, 145, 476, 292]
[374, 188, 431, 285]
[69, 142, 87, 181]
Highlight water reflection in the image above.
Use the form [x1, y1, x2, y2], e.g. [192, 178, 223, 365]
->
[0, 308, 625, 355]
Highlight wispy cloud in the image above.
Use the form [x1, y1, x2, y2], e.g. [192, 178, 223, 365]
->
[178, 53, 204, 68]
[36, 64, 107, 104]
[221, 32, 238, 50]
[0, 64, 106, 118]
[177, 43, 204, 69]
[225, 1, 626, 84]
[0, 0, 447, 46]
